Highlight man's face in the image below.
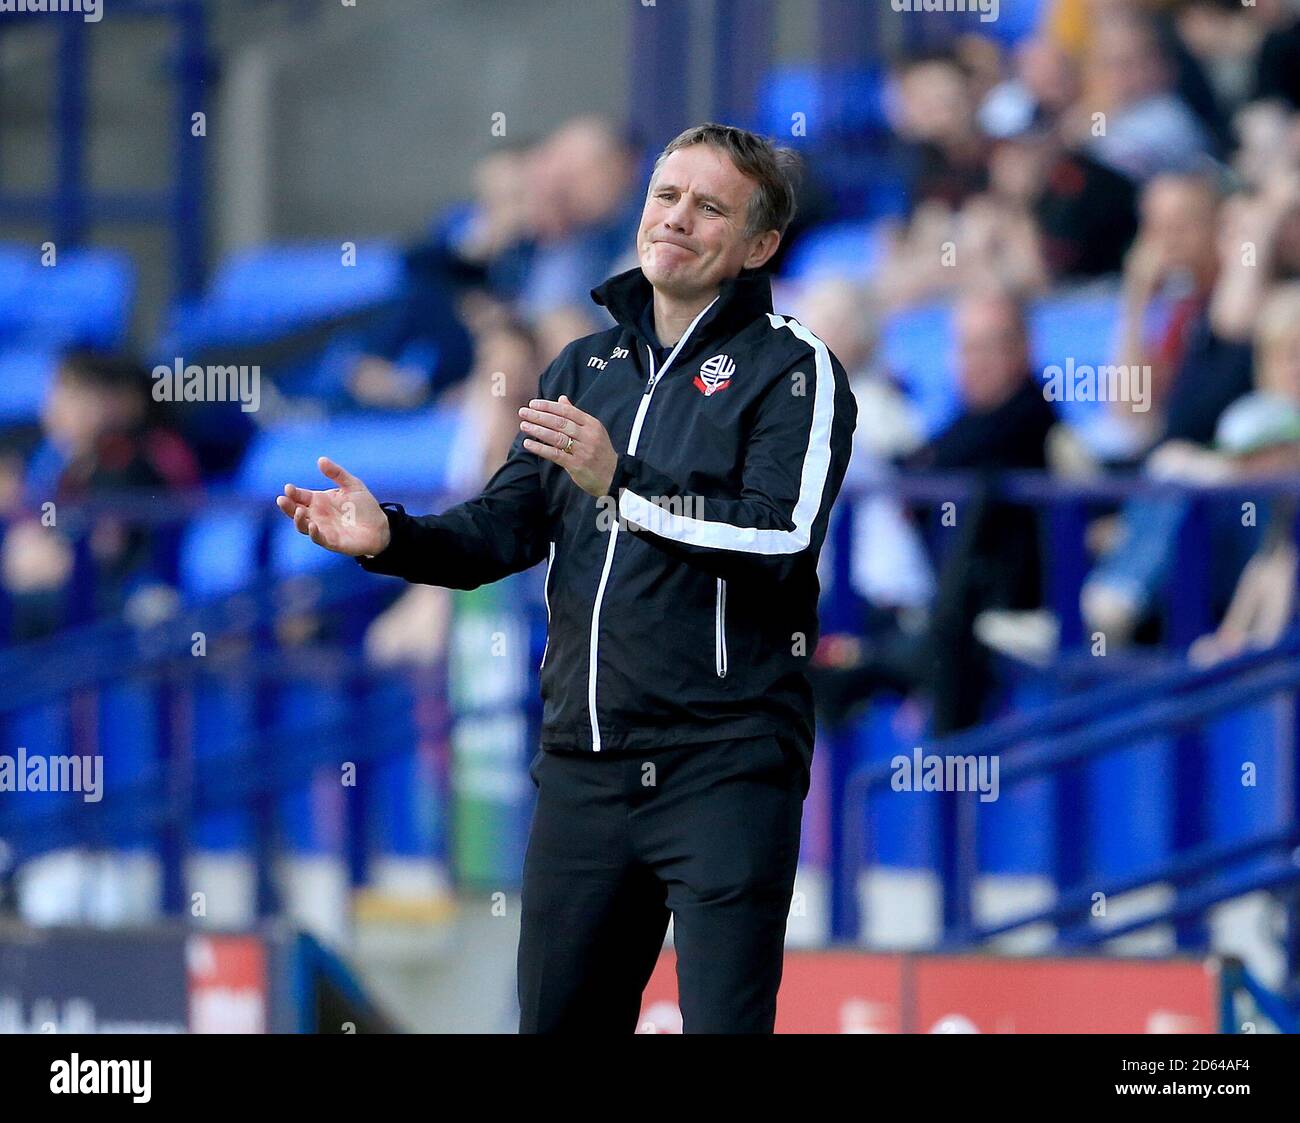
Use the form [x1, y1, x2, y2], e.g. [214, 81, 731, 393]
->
[1261, 329, 1300, 403]
[956, 297, 1029, 412]
[42, 375, 107, 455]
[1141, 178, 1218, 274]
[638, 144, 777, 301]
[1089, 21, 1166, 108]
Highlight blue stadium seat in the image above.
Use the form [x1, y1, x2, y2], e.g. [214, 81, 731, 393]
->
[1028, 291, 1122, 427]
[270, 517, 346, 577]
[274, 686, 349, 855]
[879, 302, 962, 437]
[0, 348, 57, 423]
[754, 65, 890, 137]
[236, 406, 462, 498]
[1086, 735, 1175, 881]
[0, 245, 134, 349]
[364, 677, 437, 859]
[157, 241, 404, 354]
[97, 683, 161, 849]
[1205, 702, 1287, 845]
[178, 509, 262, 599]
[782, 220, 885, 284]
[192, 682, 256, 851]
[2, 703, 77, 855]
[855, 701, 937, 871]
[978, 0, 1046, 45]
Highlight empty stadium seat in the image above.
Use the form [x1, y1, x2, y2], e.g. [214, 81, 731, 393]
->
[1028, 290, 1123, 428]
[177, 509, 262, 599]
[0, 244, 134, 349]
[781, 220, 885, 284]
[755, 65, 891, 138]
[157, 241, 404, 355]
[0, 348, 57, 423]
[879, 302, 961, 437]
[235, 406, 462, 498]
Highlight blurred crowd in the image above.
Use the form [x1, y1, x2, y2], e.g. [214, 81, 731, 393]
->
[810, 0, 1300, 732]
[8, 0, 1300, 738]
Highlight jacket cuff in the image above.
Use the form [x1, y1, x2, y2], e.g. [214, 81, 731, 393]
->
[606, 454, 635, 499]
[356, 502, 411, 573]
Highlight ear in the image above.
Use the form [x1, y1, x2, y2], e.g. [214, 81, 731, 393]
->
[744, 230, 781, 271]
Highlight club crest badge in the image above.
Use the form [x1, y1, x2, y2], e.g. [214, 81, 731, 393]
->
[693, 354, 736, 397]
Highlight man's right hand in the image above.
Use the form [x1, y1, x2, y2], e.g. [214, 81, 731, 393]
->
[275, 456, 391, 557]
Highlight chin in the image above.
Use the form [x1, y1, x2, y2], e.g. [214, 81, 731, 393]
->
[642, 261, 684, 292]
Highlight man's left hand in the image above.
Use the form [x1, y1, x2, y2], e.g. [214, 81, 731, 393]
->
[519, 395, 618, 497]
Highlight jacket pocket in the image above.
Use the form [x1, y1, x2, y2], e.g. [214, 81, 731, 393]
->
[714, 577, 728, 678]
[540, 541, 556, 669]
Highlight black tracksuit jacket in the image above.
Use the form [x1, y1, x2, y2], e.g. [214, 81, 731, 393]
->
[358, 266, 857, 766]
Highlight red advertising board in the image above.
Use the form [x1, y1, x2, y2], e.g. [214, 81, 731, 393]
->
[639, 950, 906, 1033]
[639, 949, 1219, 1034]
[910, 955, 1217, 1034]
[186, 934, 268, 1034]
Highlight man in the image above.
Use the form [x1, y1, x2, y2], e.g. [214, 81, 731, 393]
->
[908, 292, 1056, 729]
[275, 123, 858, 1033]
[813, 291, 1055, 734]
[1080, 14, 1215, 184]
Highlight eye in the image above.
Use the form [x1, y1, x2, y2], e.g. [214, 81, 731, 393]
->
[701, 203, 718, 214]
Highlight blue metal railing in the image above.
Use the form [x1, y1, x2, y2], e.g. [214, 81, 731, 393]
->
[0, 473, 1297, 981]
[840, 632, 1300, 943]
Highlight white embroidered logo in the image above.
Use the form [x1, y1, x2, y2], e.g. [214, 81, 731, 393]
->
[693, 354, 736, 397]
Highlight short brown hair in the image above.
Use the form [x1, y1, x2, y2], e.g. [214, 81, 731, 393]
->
[652, 123, 802, 241]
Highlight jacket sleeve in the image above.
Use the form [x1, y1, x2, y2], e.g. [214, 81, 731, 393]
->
[606, 343, 857, 586]
[355, 353, 567, 590]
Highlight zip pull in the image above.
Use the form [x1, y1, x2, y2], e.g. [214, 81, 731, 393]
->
[644, 346, 657, 395]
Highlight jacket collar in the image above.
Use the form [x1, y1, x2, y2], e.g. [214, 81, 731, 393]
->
[590, 266, 774, 358]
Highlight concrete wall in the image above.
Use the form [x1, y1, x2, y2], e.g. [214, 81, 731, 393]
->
[0, 0, 630, 339]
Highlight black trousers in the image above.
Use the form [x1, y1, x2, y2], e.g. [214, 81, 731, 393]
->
[517, 732, 806, 1034]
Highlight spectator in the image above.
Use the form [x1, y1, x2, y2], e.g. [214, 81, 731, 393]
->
[1211, 161, 1300, 342]
[814, 290, 1056, 734]
[794, 278, 934, 617]
[439, 141, 540, 305]
[2, 353, 199, 636]
[1252, 0, 1300, 110]
[890, 53, 991, 213]
[1076, 13, 1216, 183]
[1049, 172, 1248, 471]
[1175, 0, 1275, 126]
[363, 318, 542, 667]
[1188, 393, 1300, 666]
[272, 142, 540, 417]
[517, 115, 643, 358]
[1080, 278, 1300, 646]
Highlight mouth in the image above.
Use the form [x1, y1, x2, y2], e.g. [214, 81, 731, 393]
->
[651, 238, 696, 255]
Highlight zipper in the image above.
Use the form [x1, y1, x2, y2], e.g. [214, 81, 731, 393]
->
[539, 540, 556, 669]
[715, 577, 728, 677]
[585, 298, 718, 751]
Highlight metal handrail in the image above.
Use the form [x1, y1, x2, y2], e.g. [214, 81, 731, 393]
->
[843, 632, 1300, 948]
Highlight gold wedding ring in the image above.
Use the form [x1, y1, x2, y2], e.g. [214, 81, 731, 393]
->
[561, 435, 576, 454]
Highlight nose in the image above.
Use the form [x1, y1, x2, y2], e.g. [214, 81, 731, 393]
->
[663, 194, 692, 234]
